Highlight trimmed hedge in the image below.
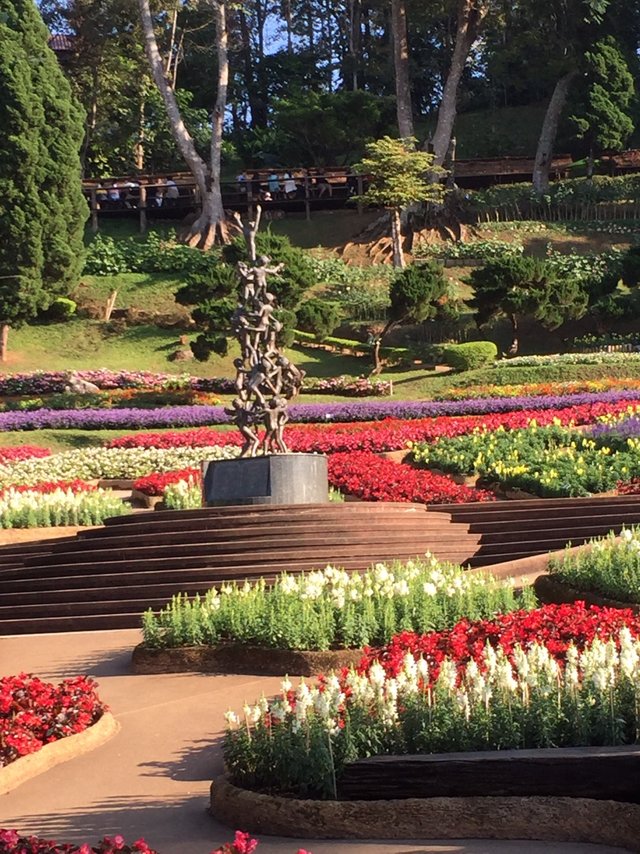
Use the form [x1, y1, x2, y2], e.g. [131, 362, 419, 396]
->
[457, 362, 640, 387]
[442, 342, 497, 372]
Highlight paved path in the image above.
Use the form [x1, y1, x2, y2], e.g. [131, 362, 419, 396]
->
[0, 630, 631, 854]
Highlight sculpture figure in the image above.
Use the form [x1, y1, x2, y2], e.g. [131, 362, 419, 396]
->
[227, 209, 305, 455]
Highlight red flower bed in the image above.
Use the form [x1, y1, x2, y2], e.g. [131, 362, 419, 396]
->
[106, 398, 640, 455]
[131, 455, 491, 504]
[134, 469, 199, 497]
[617, 478, 640, 495]
[0, 480, 96, 499]
[0, 674, 106, 767]
[0, 446, 51, 465]
[359, 603, 640, 685]
[327, 451, 493, 504]
[0, 830, 156, 854]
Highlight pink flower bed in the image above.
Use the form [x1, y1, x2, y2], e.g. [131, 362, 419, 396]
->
[0, 830, 310, 854]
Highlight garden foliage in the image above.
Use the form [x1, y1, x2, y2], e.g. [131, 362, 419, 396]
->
[141, 559, 535, 651]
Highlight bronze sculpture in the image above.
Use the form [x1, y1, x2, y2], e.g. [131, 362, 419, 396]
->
[226, 205, 306, 457]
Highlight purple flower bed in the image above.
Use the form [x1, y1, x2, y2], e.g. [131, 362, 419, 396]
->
[2, 388, 640, 431]
[590, 416, 640, 442]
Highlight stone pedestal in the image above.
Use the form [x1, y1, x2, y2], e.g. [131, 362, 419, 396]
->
[202, 454, 329, 506]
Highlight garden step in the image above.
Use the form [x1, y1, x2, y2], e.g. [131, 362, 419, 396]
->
[0, 552, 465, 594]
[477, 521, 632, 545]
[1, 611, 146, 634]
[473, 535, 598, 557]
[471, 512, 640, 536]
[80, 506, 442, 538]
[25, 530, 481, 567]
[1, 542, 480, 583]
[431, 495, 640, 513]
[467, 548, 555, 568]
[63, 518, 458, 551]
[433, 503, 640, 525]
[99, 501, 432, 527]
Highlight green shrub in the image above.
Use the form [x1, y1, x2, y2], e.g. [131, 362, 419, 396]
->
[41, 297, 77, 322]
[295, 298, 342, 340]
[442, 341, 497, 371]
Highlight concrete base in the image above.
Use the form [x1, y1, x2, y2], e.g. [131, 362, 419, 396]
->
[202, 453, 329, 506]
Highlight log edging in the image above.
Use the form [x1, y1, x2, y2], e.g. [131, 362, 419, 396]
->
[131, 643, 363, 676]
[0, 711, 119, 795]
[209, 775, 640, 848]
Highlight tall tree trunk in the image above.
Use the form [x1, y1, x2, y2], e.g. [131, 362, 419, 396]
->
[391, 207, 405, 268]
[532, 70, 578, 193]
[138, 0, 228, 248]
[134, 81, 146, 172]
[371, 319, 394, 374]
[239, 5, 267, 128]
[0, 324, 8, 363]
[80, 63, 99, 177]
[283, 0, 293, 53]
[346, 0, 361, 90]
[430, 0, 487, 166]
[391, 0, 413, 138]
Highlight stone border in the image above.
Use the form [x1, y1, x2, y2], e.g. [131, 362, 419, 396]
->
[131, 643, 363, 676]
[535, 573, 640, 613]
[0, 712, 119, 795]
[210, 776, 640, 848]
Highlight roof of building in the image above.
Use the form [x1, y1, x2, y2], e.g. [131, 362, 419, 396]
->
[48, 34, 76, 52]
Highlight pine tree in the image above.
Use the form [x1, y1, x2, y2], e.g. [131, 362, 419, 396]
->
[0, 0, 87, 361]
[569, 37, 635, 178]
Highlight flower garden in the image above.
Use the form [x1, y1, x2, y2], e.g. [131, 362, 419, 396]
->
[7, 363, 640, 850]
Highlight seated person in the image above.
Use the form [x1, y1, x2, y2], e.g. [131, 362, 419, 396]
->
[282, 173, 297, 198]
[267, 172, 281, 197]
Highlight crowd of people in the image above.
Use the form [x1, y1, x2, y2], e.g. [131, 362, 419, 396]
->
[88, 169, 364, 212]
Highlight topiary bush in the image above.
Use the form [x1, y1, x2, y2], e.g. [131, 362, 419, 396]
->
[295, 298, 342, 340]
[442, 341, 497, 371]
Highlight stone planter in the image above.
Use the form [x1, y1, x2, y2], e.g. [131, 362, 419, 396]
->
[131, 643, 363, 677]
[0, 712, 119, 794]
[535, 574, 640, 613]
[210, 775, 640, 848]
[130, 489, 164, 510]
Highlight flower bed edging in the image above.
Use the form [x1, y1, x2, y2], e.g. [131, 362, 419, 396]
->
[210, 775, 640, 847]
[534, 573, 640, 613]
[131, 643, 363, 677]
[0, 711, 119, 795]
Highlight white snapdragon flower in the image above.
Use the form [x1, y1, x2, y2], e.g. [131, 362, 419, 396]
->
[368, 661, 387, 690]
[224, 710, 239, 727]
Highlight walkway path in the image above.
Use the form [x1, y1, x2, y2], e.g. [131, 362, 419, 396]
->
[0, 630, 631, 854]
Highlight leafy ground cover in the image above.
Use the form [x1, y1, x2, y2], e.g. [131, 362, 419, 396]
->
[223, 603, 640, 797]
[550, 527, 640, 604]
[1, 674, 106, 767]
[410, 422, 640, 498]
[141, 558, 534, 651]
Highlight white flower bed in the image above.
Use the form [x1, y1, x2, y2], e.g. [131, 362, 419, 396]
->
[0, 488, 129, 528]
[0, 445, 239, 488]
